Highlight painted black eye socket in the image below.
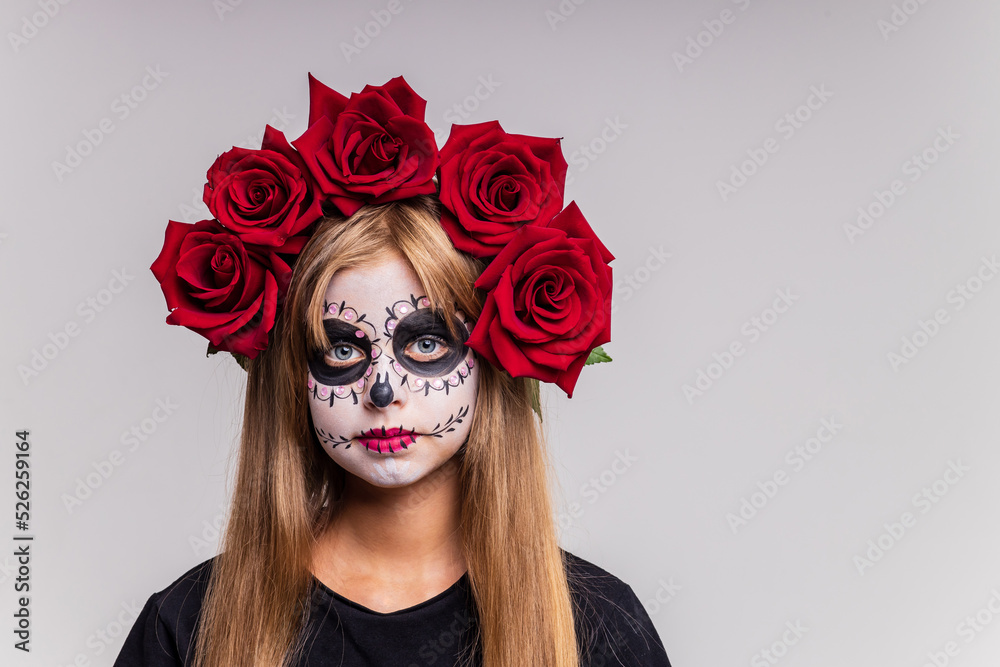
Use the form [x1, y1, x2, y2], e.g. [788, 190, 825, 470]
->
[391, 310, 468, 377]
[308, 318, 372, 387]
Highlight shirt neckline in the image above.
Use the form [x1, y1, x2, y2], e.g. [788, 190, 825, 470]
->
[311, 571, 469, 617]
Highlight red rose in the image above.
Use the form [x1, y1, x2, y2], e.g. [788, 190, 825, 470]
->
[466, 202, 614, 397]
[150, 219, 295, 359]
[438, 121, 567, 258]
[292, 74, 439, 217]
[203, 125, 322, 247]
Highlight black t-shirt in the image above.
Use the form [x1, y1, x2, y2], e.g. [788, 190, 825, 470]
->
[113, 549, 672, 666]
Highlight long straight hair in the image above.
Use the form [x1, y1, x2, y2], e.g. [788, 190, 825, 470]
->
[190, 195, 580, 666]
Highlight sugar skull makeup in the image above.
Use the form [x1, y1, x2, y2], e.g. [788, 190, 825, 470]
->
[306, 252, 478, 488]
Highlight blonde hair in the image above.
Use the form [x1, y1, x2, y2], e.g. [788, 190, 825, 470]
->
[191, 195, 580, 666]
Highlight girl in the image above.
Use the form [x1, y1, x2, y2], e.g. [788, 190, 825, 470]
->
[119, 75, 671, 667]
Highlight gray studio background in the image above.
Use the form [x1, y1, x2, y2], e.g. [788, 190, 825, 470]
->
[2, 0, 999, 665]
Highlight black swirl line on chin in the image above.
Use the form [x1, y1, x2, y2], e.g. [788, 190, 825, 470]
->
[426, 405, 470, 438]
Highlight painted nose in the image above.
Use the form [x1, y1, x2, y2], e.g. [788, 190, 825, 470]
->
[369, 371, 394, 408]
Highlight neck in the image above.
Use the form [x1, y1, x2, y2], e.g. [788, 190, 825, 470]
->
[317, 457, 466, 577]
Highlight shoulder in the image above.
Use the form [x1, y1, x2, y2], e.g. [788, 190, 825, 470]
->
[114, 557, 216, 666]
[146, 556, 216, 623]
[560, 549, 673, 667]
[561, 548, 632, 602]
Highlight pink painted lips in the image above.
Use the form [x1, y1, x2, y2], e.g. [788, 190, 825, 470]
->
[357, 426, 419, 453]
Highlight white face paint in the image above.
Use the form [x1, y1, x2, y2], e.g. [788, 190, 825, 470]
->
[306, 252, 478, 488]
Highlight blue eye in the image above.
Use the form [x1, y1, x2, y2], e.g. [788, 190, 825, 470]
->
[326, 344, 363, 366]
[406, 336, 447, 361]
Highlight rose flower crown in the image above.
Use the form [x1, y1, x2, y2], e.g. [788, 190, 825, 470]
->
[151, 74, 613, 399]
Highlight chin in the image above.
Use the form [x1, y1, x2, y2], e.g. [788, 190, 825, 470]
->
[340, 454, 431, 489]
[347, 446, 466, 491]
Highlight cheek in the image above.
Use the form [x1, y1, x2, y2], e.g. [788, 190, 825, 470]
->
[307, 365, 373, 404]
[307, 371, 361, 446]
[413, 362, 478, 442]
[403, 351, 477, 394]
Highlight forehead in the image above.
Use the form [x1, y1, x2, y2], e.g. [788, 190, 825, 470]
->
[322, 252, 424, 317]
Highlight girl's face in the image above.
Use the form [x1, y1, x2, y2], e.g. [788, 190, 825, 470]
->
[306, 252, 478, 488]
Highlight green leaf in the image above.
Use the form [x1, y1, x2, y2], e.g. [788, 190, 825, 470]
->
[206, 342, 251, 372]
[529, 378, 543, 423]
[585, 346, 612, 366]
